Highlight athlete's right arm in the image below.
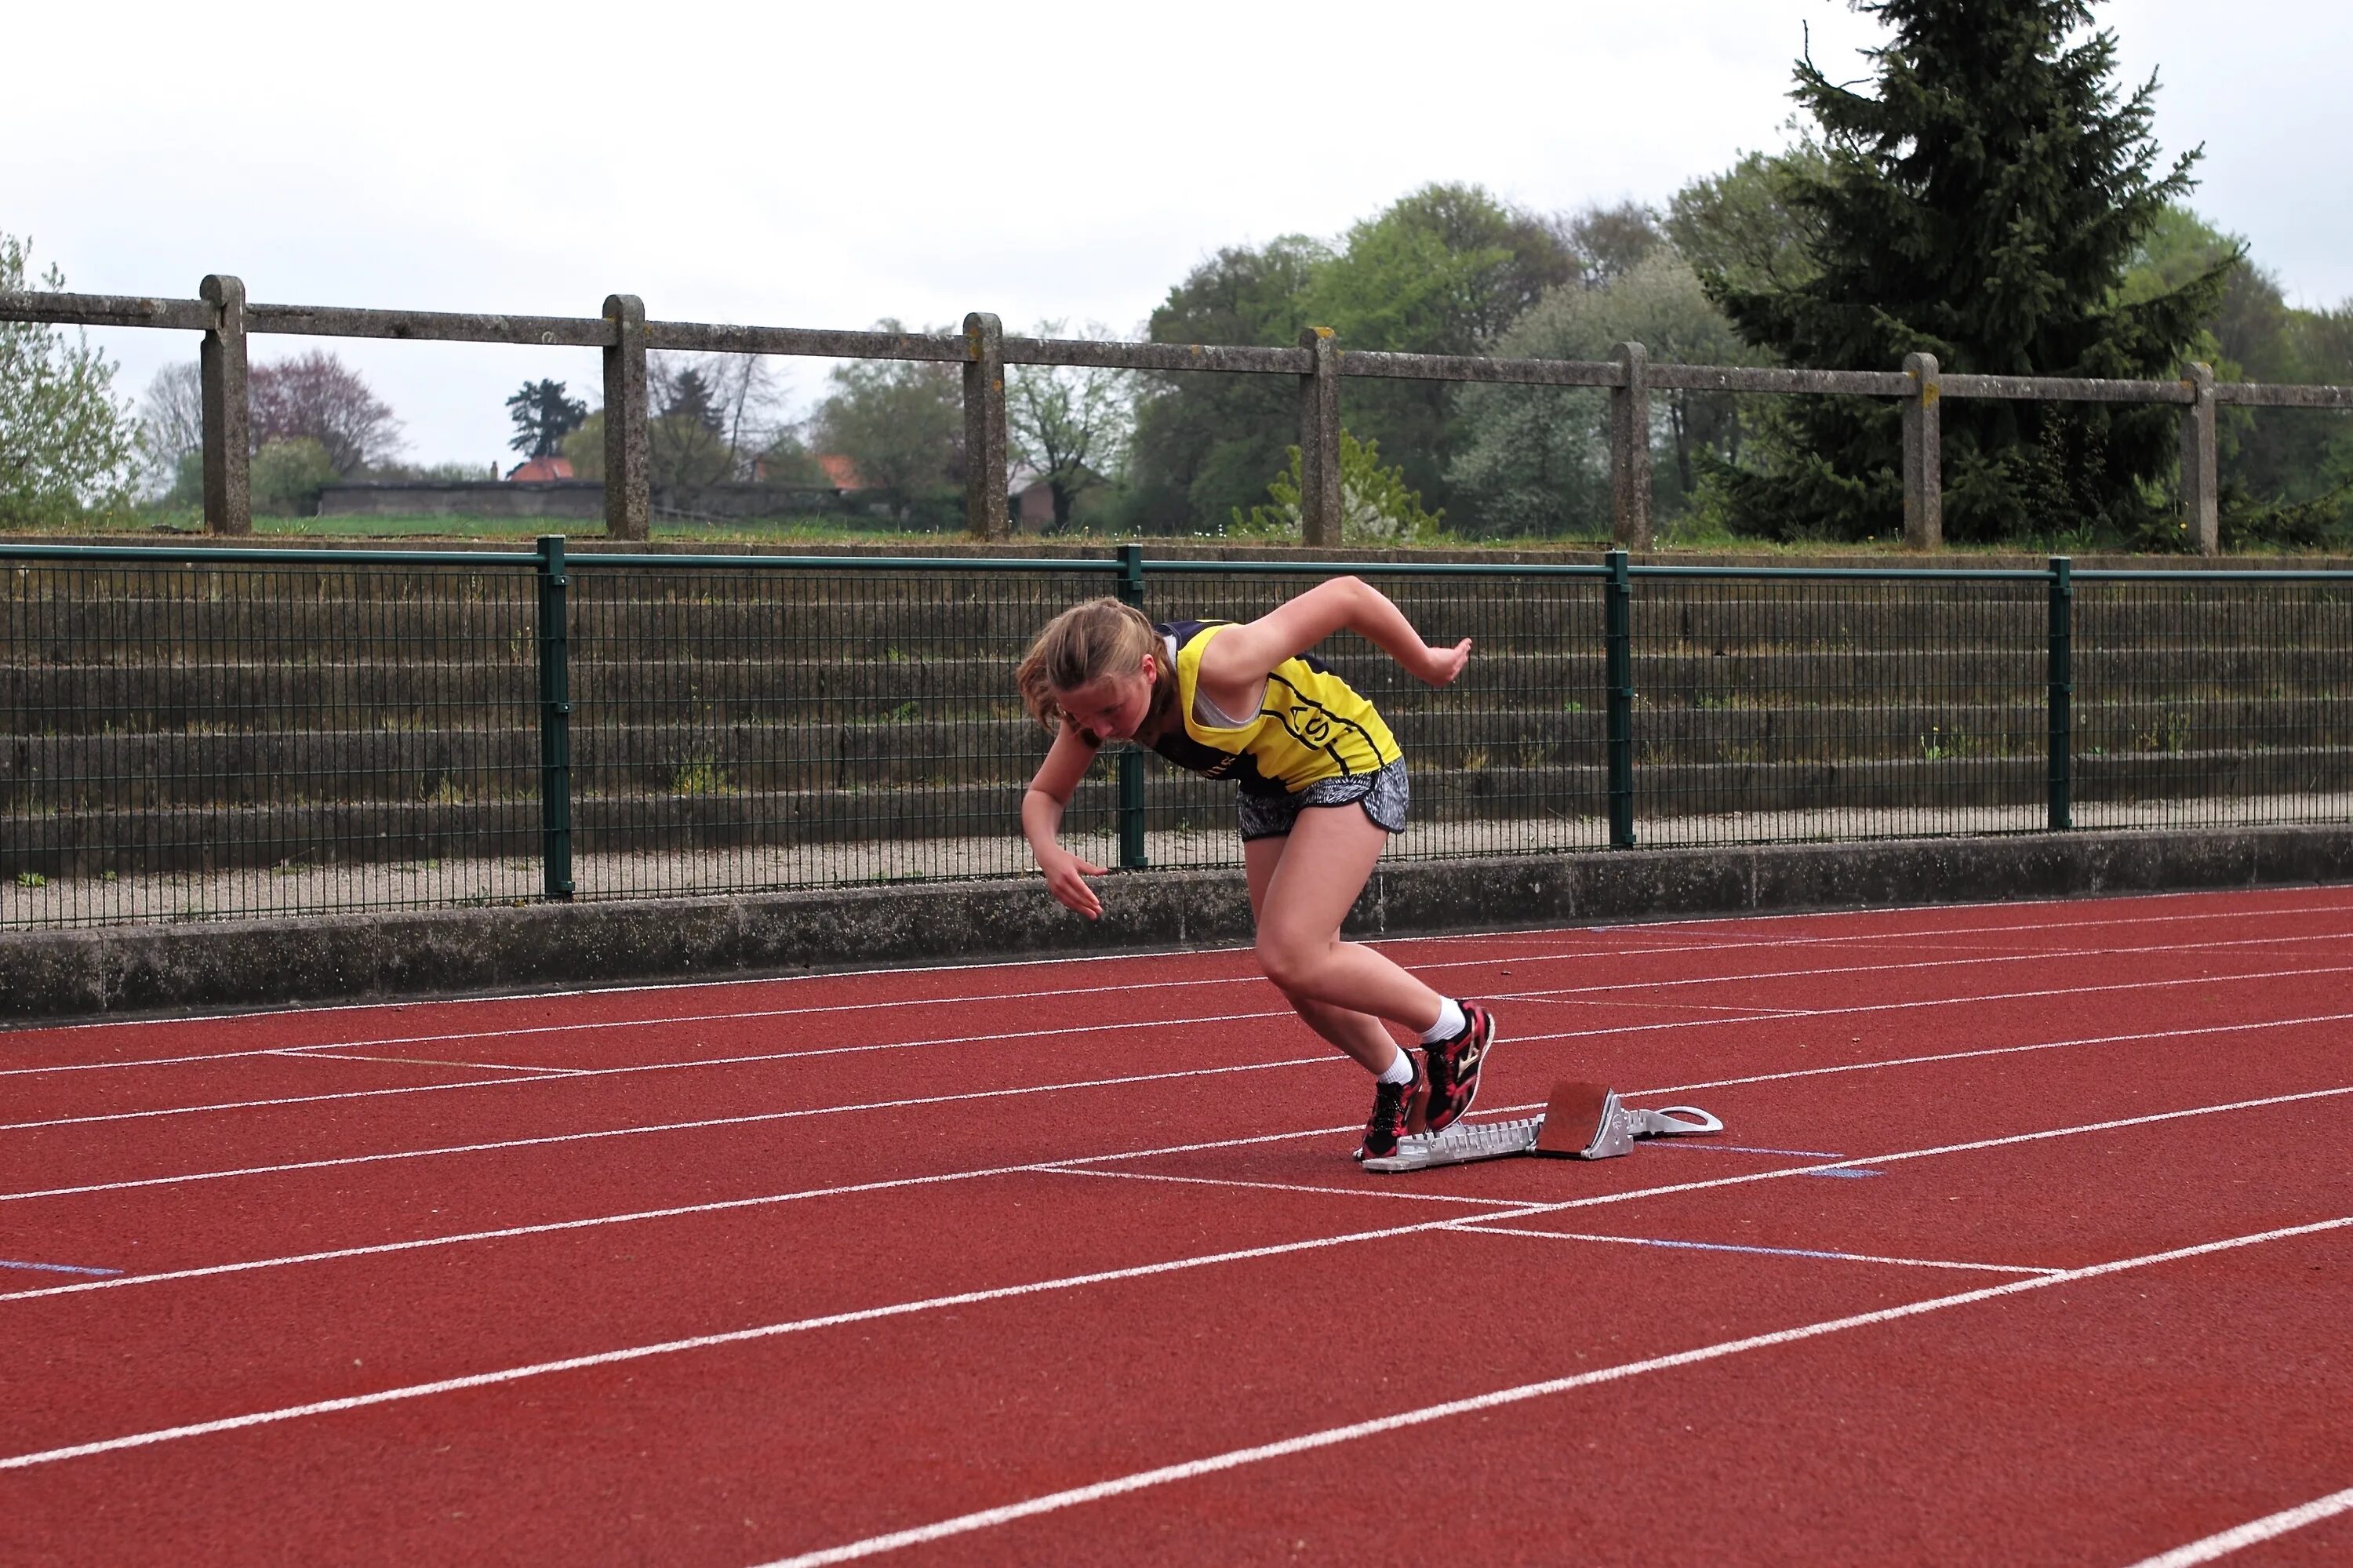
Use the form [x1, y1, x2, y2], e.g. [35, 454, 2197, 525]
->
[1022, 723, 1108, 920]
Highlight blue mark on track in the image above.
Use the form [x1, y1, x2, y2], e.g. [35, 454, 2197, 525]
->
[1799, 1168, 1883, 1179]
[1655, 1142, 1846, 1159]
[0, 1258, 125, 1277]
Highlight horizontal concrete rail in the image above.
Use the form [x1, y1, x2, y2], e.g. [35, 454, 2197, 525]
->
[10, 281, 2351, 549]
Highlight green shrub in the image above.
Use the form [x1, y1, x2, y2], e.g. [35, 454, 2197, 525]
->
[251, 438, 337, 515]
[1231, 431, 1445, 544]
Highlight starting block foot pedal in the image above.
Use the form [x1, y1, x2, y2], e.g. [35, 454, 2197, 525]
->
[1362, 1080, 1722, 1173]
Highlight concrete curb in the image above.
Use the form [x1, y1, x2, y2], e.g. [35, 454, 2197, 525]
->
[5, 825, 2351, 1024]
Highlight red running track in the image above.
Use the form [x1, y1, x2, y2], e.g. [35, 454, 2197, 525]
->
[4, 886, 2351, 1566]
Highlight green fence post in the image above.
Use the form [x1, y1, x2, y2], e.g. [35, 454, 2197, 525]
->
[1116, 544, 1150, 869]
[536, 535, 576, 899]
[2047, 555, 2073, 831]
[1604, 548, 1636, 848]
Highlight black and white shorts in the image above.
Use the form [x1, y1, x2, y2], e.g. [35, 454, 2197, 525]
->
[1235, 759, 1411, 842]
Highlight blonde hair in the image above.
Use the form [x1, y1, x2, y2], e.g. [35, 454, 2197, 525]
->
[1016, 597, 1162, 740]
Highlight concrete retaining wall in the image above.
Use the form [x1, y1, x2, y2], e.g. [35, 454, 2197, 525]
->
[313, 482, 848, 518]
[6, 824, 2349, 1025]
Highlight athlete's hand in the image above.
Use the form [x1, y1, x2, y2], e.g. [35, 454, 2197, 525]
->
[1038, 849, 1107, 919]
[1416, 637, 1472, 686]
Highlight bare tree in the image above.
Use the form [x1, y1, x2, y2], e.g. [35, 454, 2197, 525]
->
[134, 360, 205, 497]
[648, 351, 787, 490]
[1557, 200, 1669, 291]
[249, 350, 402, 475]
[1006, 320, 1135, 529]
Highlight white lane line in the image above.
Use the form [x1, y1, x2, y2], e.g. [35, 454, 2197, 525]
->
[4, 1089, 2344, 1483]
[0, 1059, 1355, 1304]
[20, 940, 2351, 1137]
[0, 1007, 1295, 1133]
[0, 974, 1293, 1079]
[9, 1004, 2349, 1214]
[744, 1213, 2353, 1568]
[0, 1199, 1558, 1472]
[0, 1091, 1366, 1206]
[268, 1050, 588, 1076]
[1045, 1166, 1536, 1208]
[2125, 1484, 2353, 1567]
[9, 1077, 2348, 1319]
[11, 897, 2344, 1077]
[1453, 1224, 2063, 1275]
[1635, 1009, 2353, 1100]
[1492, 942, 2353, 1008]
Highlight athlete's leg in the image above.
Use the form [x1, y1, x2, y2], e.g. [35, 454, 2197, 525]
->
[1244, 832, 1403, 1073]
[1251, 805, 1446, 1035]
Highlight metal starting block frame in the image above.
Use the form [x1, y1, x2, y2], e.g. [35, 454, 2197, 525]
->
[1362, 1081, 1723, 1174]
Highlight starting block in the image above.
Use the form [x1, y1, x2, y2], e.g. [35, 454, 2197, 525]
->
[1361, 1080, 1723, 1174]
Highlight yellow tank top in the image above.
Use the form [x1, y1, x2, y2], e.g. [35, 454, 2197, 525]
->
[1151, 620, 1402, 795]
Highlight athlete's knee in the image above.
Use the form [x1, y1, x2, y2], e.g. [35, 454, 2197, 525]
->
[1254, 930, 1330, 993]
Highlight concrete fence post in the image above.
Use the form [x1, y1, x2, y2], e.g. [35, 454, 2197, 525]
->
[1901, 350, 1943, 550]
[1608, 341, 1652, 550]
[2180, 361, 2219, 557]
[1297, 326, 1341, 550]
[602, 293, 649, 541]
[963, 311, 1009, 541]
[198, 275, 251, 536]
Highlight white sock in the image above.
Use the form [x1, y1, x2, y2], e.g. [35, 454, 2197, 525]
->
[1420, 998, 1466, 1045]
[1376, 1050, 1416, 1086]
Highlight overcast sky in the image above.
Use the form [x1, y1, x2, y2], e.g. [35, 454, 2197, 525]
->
[8, 0, 2347, 469]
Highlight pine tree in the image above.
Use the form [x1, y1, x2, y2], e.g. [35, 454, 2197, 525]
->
[1705, 0, 2232, 544]
[505, 379, 589, 458]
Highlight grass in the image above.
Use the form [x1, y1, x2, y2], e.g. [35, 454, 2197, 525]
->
[10, 508, 2352, 562]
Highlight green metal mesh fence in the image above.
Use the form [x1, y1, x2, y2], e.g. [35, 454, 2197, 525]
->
[3, 545, 2348, 931]
[2072, 573, 2353, 830]
[562, 560, 1117, 900]
[1143, 566, 1611, 868]
[1629, 569, 2050, 844]
[2, 552, 538, 927]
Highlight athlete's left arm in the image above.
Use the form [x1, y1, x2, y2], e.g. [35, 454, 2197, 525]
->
[1201, 576, 1471, 695]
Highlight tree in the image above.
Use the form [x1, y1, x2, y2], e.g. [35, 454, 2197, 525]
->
[1126, 238, 1329, 533]
[1233, 431, 1444, 544]
[249, 350, 402, 476]
[0, 233, 137, 523]
[646, 352, 787, 492]
[505, 379, 588, 458]
[807, 325, 964, 510]
[1006, 320, 1136, 529]
[1449, 249, 1762, 537]
[1702, 0, 2230, 544]
[1126, 184, 1578, 533]
[1559, 200, 1671, 291]
[559, 411, 606, 481]
[135, 360, 205, 502]
[1666, 142, 1830, 300]
[250, 437, 337, 515]
[1304, 184, 1577, 508]
[2118, 207, 2353, 542]
[754, 427, 829, 487]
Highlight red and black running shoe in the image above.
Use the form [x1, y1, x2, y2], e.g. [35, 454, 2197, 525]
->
[1423, 1002, 1498, 1133]
[1355, 1053, 1427, 1163]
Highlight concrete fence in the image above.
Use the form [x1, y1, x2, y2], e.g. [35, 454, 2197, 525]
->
[8, 282, 2353, 555]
